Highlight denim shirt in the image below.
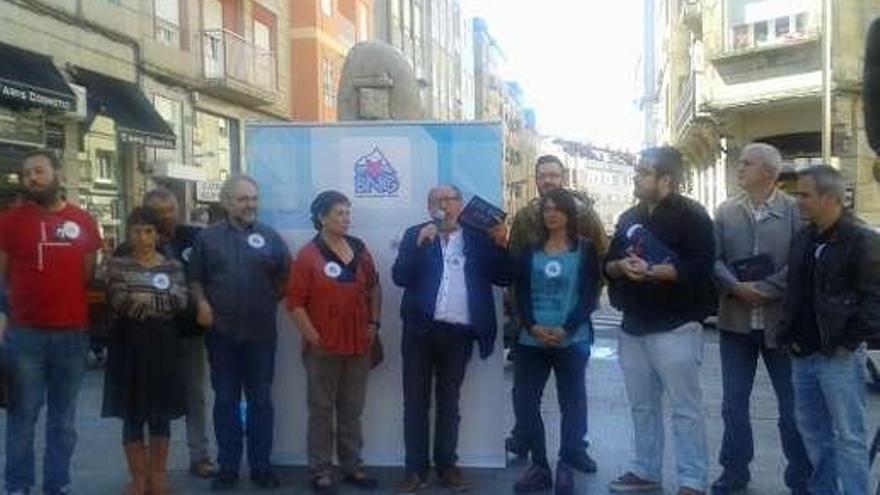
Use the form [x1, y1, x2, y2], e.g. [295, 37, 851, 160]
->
[189, 220, 290, 341]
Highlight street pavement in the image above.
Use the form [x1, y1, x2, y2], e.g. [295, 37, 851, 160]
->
[1, 305, 878, 494]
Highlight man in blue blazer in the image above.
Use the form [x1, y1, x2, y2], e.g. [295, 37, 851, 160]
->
[393, 185, 511, 493]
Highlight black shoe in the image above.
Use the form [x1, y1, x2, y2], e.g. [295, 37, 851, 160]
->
[710, 471, 749, 494]
[312, 473, 338, 495]
[561, 451, 597, 474]
[554, 462, 574, 495]
[210, 470, 240, 491]
[344, 468, 380, 490]
[251, 468, 281, 489]
[506, 435, 530, 458]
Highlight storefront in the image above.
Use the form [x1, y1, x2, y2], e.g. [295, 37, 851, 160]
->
[0, 41, 77, 207]
[72, 68, 177, 248]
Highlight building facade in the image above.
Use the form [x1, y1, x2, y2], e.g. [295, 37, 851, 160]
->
[0, 0, 291, 247]
[373, 0, 473, 120]
[644, 0, 880, 222]
[542, 137, 636, 232]
[290, 0, 373, 122]
[472, 17, 504, 121]
[502, 82, 538, 213]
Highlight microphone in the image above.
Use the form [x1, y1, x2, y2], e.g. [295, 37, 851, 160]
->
[865, 17, 880, 154]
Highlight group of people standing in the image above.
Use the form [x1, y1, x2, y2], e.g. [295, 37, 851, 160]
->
[0, 141, 876, 495]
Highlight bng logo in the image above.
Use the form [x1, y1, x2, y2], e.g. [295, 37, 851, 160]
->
[354, 147, 399, 197]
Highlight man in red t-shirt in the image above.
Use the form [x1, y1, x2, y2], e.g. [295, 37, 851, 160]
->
[0, 149, 100, 495]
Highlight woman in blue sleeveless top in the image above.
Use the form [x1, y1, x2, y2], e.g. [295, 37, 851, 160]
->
[512, 189, 600, 495]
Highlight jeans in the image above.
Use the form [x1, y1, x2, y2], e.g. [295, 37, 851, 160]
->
[181, 335, 211, 464]
[402, 324, 473, 476]
[512, 342, 589, 467]
[4, 327, 89, 494]
[792, 346, 869, 495]
[718, 330, 811, 489]
[206, 332, 276, 473]
[618, 321, 708, 492]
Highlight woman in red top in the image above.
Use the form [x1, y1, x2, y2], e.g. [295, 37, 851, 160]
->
[287, 190, 381, 494]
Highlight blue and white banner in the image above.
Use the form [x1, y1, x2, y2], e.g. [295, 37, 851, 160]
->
[247, 122, 506, 467]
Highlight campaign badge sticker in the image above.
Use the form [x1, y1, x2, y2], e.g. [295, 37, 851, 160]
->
[248, 233, 266, 249]
[324, 262, 342, 279]
[181, 247, 192, 263]
[152, 273, 171, 290]
[544, 260, 562, 278]
[62, 221, 81, 240]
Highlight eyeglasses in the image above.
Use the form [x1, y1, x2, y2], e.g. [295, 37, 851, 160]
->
[434, 195, 461, 204]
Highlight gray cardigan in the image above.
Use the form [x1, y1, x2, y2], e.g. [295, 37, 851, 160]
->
[713, 190, 802, 346]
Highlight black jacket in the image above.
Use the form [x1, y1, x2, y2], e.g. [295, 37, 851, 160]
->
[605, 193, 716, 335]
[779, 214, 880, 354]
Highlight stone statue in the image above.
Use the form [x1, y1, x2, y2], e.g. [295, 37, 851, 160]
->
[338, 41, 425, 121]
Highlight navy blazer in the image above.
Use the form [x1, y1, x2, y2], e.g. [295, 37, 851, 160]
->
[392, 222, 512, 358]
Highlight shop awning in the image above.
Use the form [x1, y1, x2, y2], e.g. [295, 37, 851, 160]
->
[0, 42, 76, 112]
[73, 68, 176, 149]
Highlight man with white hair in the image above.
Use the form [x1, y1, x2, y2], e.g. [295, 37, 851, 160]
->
[711, 143, 811, 494]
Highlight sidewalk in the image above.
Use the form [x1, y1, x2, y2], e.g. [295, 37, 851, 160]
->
[1, 313, 878, 494]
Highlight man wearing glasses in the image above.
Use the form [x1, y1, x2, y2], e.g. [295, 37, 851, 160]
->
[392, 185, 511, 493]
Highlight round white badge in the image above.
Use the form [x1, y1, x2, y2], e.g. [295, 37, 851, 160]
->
[544, 260, 562, 278]
[448, 255, 464, 269]
[324, 262, 342, 279]
[248, 233, 266, 249]
[152, 273, 171, 290]
[62, 221, 81, 240]
[181, 247, 192, 263]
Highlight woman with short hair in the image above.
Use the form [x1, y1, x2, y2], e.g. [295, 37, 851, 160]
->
[287, 190, 382, 494]
[102, 207, 188, 495]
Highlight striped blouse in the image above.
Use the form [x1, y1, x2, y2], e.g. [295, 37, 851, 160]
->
[106, 256, 188, 321]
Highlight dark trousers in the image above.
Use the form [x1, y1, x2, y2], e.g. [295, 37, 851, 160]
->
[206, 332, 276, 472]
[513, 342, 589, 467]
[402, 325, 473, 476]
[719, 330, 811, 489]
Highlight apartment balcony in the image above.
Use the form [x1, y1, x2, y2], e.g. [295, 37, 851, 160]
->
[674, 72, 696, 141]
[200, 29, 277, 106]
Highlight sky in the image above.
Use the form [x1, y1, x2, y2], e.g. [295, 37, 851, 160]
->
[463, 0, 645, 151]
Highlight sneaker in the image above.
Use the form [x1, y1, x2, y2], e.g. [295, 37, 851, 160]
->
[513, 464, 552, 493]
[561, 451, 597, 474]
[554, 462, 574, 495]
[396, 472, 430, 493]
[608, 472, 661, 493]
[506, 435, 530, 458]
[250, 468, 281, 489]
[710, 470, 749, 494]
[190, 458, 218, 479]
[678, 488, 705, 495]
[438, 466, 471, 493]
[343, 468, 379, 490]
[210, 470, 240, 491]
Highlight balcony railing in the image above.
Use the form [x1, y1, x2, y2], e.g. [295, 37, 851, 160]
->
[201, 29, 276, 94]
[674, 72, 696, 139]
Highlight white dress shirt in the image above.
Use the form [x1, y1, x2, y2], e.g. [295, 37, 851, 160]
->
[433, 229, 471, 325]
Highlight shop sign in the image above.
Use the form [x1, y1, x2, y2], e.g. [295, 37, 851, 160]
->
[196, 180, 224, 202]
[0, 106, 43, 146]
[0, 79, 73, 112]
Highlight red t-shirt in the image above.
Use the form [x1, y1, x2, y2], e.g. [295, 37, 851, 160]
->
[0, 203, 101, 329]
[286, 238, 378, 356]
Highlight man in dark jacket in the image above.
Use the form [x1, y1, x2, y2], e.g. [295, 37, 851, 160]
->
[778, 165, 880, 495]
[604, 147, 714, 495]
[392, 185, 510, 493]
